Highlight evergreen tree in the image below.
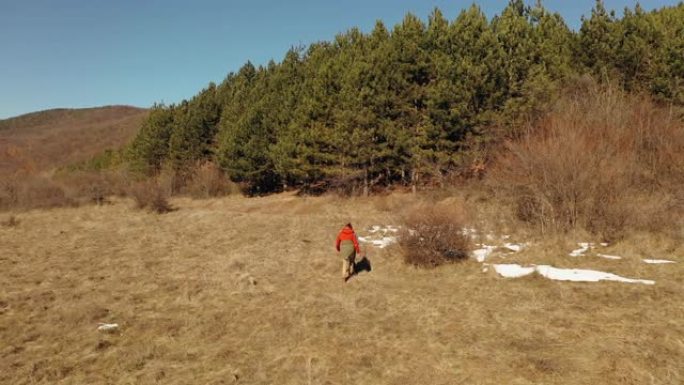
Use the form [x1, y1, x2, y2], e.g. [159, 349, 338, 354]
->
[128, 104, 174, 174]
[579, 0, 620, 79]
[168, 83, 220, 173]
[126, 2, 684, 194]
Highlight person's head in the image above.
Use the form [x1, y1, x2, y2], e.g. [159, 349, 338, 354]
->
[346, 222, 353, 229]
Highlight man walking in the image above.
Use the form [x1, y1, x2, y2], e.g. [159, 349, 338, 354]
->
[335, 223, 361, 282]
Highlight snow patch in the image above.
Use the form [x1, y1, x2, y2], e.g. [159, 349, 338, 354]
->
[357, 235, 398, 249]
[367, 225, 383, 234]
[643, 259, 676, 264]
[97, 323, 119, 332]
[493, 264, 536, 278]
[472, 245, 496, 262]
[471, 240, 525, 262]
[569, 242, 592, 257]
[535, 265, 654, 285]
[597, 254, 622, 260]
[372, 237, 397, 248]
[491, 264, 654, 285]
[358, 225, 401, 248]
[503, 243, 525, 252]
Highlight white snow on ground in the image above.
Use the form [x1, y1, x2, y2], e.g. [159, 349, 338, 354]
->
[371, 237, 397, 248]
[367, 225, 383, 234]
[358, 225, 401, 248]
[535, 265, 654, 285]
[491, 264, 655, 285]
[643, 259, 676, 264]
[492, 264, 536, 278]
[471, 242, 526, 262]
[503, 243, 526, 252]
[97, 323, 119, 332]
[472, 245, 497, 262]
[569, 242, 592, 257]
[357, 235, 398, 249]
[597, 254, 623, 260]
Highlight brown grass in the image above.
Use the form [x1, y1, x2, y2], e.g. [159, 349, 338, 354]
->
[2, 193, 681, 384]
[399, 202, 471, 267]
[1, 215, 19, 227]
[489, 83, 684, 239]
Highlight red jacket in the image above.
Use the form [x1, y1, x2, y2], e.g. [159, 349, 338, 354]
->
[336, 225, 360, 253]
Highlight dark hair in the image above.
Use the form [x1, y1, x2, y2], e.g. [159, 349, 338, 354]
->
[346, 223, 353, 228]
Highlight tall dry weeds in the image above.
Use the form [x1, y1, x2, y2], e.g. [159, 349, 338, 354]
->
[489, 82, 684, 239]
[181, 162, 238, 199]
[128, 179, 173, 213]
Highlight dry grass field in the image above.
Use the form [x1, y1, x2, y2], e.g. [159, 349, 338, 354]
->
[1, 193, 683, 384]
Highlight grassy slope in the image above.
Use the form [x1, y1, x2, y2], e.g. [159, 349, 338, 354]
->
[1, 193, 682, 384]
[0, 106, 147, 177]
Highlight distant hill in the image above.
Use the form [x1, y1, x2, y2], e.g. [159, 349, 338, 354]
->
[0, 106, 147, 176]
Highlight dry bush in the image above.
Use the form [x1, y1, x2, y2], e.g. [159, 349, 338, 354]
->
[58, 171, 116, 205]
[0, 174, 74, 211]
[399, 203, 471, 267]
[182, 162, 237, 199]
[128, 179, 173, 214]
[0, 175, 66, 210]
[489, 82, 684, 239]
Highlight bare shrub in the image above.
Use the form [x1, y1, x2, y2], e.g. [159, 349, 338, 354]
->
[183, 162, 237, 199]
[489, 81, 684, 239]
[0, 174, 73, 211]
[58, 171, 114, 205]
[399, 203, 471, 268]
[14, 175, 73, 210]
[128, 179, 173, 214]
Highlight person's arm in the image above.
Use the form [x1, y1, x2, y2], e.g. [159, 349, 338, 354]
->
[335, 233, 341, 252]
[353, 232, 361, 254]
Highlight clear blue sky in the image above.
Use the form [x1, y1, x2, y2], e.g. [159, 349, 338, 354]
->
[0, 0, 677, 119]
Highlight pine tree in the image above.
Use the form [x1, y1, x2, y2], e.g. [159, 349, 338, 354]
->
[579, 0, 620, 80]
[128, 104, 174, 174]
[168, 83, 220, 174]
